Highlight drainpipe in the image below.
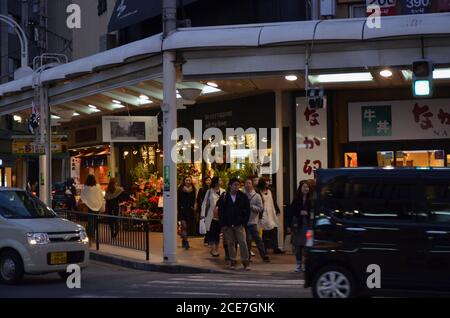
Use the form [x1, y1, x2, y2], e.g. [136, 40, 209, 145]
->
[162, 0, 178, 265]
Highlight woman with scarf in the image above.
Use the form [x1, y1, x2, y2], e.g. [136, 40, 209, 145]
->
[178, 176, 197, 250]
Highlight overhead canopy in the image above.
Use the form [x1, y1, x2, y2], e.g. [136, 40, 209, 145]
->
[1, 12, 450, 116]
[108, 0, 199, 32]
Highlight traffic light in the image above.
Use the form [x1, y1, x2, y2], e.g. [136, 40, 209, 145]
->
[412, 59, 433, 98]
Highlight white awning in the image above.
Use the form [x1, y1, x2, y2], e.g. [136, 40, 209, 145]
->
[1, 12, 450, 98]
[0, 33, 162, 97]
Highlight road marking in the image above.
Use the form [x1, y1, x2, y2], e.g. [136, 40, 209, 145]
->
[168, 292, 230, 296]
[166, 278, 304, 285]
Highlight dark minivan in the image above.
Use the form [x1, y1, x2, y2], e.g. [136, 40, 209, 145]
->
[304, 168, 450, 298]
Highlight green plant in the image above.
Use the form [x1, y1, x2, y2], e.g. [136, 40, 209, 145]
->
[130, 162, 157, 182]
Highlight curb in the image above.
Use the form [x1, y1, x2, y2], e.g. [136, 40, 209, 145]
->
[89, 251, 228, 274]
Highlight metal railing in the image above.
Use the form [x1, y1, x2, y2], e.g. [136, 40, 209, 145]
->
[55, 210, 160, 261]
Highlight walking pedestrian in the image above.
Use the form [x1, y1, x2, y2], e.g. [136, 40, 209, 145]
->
[257, 177, 284, 254]
[178, 176, 196, 250]
[64, 178, 77, 211]
[105, 178, 131, 239]
[244, 178, 270, 263]
[217, 177, 251, 270]
[287, 180, 314, 273]
[79, 175, 104, 238]
[200, 177, 225, 257]
[198, 177, 212, 245]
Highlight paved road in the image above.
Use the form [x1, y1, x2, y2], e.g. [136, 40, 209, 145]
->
[0, 261, 311, 298]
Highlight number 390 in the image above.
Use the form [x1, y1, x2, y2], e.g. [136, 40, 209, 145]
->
[405, 0, 430, 8]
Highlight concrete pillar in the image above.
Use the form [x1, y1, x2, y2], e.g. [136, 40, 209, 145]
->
[275, 91, 284, 250]
[162, 0, 178, 264]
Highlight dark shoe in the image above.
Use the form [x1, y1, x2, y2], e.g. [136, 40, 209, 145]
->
[274, 248, 285, 255]
[185, 240, 190, 250]
[262, 256, 270, 263]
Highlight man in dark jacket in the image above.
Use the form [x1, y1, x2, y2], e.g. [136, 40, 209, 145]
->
[217, 178, 251, 270]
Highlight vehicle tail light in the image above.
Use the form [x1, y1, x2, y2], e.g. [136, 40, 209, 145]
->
[306, 230, 314, 247]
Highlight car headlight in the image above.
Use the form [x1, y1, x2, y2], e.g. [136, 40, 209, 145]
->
[27, 233, 50, 245]
[79, 230, 89, 244]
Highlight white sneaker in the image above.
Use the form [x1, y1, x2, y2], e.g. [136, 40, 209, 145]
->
[295, 264, 303, 273]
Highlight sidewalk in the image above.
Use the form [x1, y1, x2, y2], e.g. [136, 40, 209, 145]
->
[89, 233, 297, 275]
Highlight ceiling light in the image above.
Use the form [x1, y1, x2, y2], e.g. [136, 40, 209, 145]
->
[206, 82, 218, 88]
[309, 72, 373, 84]
[380, 69, 393, 78]
[73, 112, 80, 117]
[433, 68, 450, 79]
[139, 95, 149, 100]
[88, 104, 98, 109]
[112, 100, 122, 105]
[51, 115, 60, 119]
[401, 70, 413, 81]
[285, 75, 298, 81]
[13, 115, 22, 123]
[202, 85, 221, 94]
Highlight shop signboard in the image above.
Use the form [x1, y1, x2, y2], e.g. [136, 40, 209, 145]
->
[401, 0, 432, 14]
[12, 136, 68, 155]
[366, 0, 397, 16]
[296, 98, 328, 183]
[102, 116, 158, 143]
[438, 0, 450, 11]
[349, 99, 450, 141]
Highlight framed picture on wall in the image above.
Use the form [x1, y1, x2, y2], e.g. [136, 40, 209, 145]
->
[102, 116, 158, 143]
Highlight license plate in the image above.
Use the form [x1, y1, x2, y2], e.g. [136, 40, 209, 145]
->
[50, 252, 67, 265]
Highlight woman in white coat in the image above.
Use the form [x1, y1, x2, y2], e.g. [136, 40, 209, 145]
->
[200, 177, 225, 257]
[79, 174, 104, 238]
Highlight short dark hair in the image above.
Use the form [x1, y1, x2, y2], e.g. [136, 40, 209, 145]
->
[211, 177, 220, 189]
[85, 174, 97, 187]
[229, 177, 240, 187]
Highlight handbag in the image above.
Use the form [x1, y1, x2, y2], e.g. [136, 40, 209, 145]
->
[199, 218, 207, 235]
[284, 234, 295, 255]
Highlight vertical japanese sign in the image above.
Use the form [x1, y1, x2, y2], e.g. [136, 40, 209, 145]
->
[296, 98, 328, 184]
[366, 0, 397, 16]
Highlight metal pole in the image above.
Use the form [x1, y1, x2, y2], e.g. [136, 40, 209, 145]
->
[0, 14, 29, 71]
[311, 0, 319, 20]
[162, 0, 178, 264]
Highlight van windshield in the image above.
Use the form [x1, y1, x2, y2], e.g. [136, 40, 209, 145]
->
[0, 191, 56, 219]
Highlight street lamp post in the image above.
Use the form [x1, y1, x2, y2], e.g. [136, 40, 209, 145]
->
[0, 14, 33, 79]
[162, 0, 178, 264]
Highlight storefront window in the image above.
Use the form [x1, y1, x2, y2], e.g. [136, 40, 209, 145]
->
[395, 150, 445, 168]
[229, 134, 260, 171]
[377, 151, 394, 167]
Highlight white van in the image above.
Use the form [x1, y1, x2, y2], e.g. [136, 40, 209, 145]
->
[0, 189, 89, 284]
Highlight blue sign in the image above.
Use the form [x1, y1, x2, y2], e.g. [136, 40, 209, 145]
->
[402, 0, 432, 14]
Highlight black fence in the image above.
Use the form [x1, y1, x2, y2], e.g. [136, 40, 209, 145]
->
[55, 210, 158, 261]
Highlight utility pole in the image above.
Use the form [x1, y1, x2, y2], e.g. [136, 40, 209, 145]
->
[162, 0, 178, 264]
